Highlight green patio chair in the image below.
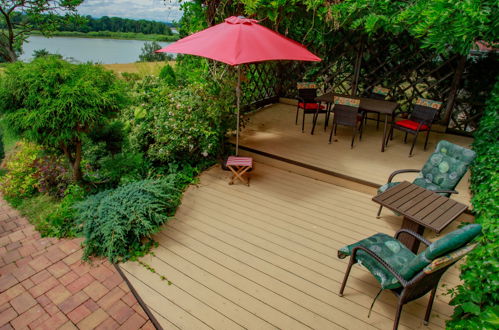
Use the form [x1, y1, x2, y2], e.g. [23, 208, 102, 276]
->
[377, 140, 476, 218]
[338, 224, 482, 330]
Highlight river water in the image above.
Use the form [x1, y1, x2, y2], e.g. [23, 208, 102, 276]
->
[19, 36, 172, 64]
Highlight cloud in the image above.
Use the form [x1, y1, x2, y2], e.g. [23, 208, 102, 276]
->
[78, 0, 183, 22]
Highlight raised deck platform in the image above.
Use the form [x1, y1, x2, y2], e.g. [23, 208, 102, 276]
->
[120, 164, 466, 329]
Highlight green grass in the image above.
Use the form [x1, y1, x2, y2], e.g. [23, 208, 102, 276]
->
[0, 118, 20, 155]
[12, 194, 61, 232]
[29, 30, 179, 42]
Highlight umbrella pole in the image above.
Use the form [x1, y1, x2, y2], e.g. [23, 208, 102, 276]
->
[236, 65, 241, 156]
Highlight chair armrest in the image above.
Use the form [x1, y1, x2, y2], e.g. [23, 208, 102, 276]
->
[296, 96, 305, 103]
[351, 246, 408, 287]
[394, 229, 432, 247]
[387, 169, 420, 183]
[434, 189, 459, 195]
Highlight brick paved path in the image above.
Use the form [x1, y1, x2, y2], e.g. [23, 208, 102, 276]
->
[0, 198, 155, 329]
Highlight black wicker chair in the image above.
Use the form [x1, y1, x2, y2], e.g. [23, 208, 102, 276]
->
[328, 96, 364, 148]
[295, 82, 326, 134]
[386, 97, 442, 156]
[364, 86, 390, 129]
[338, 226, 481, 330]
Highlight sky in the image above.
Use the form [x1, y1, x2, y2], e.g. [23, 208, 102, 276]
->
[77, 0, 183, 22]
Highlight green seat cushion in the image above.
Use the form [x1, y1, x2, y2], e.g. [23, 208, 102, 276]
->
[399, 224, 482, 279]
[377, 182, 401, 194]
[338, 233, 416, 289]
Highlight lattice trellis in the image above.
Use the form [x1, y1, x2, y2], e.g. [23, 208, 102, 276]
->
[240, 62, 280, 113]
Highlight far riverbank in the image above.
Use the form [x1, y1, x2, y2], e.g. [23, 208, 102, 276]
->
[29, 30, 178, 42]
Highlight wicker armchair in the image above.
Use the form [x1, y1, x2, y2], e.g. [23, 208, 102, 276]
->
[328, 96, 364, 148]
[338, 224, 482, 330]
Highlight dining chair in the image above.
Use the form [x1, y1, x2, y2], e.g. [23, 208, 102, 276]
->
[295, 82, 326, 133]
[365, 86, 390, 129]
[328, 96, 364, 148]
[338, 224, 482, 330]
[386, 97, 442, 156]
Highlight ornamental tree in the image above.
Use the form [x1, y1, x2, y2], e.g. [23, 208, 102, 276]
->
[0, 56, 128, 181]
[0, 0, 84, 62]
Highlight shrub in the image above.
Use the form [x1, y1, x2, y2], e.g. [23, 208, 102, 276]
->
[0, 129, 4, 162]
[159, 64, 176, 85]
[74, 177, 183, 263]
[138, 41, 172, 62]
[447, 80, 499, 329]
[0, 142, 42, 203]
[39, 184, 86, 238]
[125, 79, 235, 165]
[33, 156, 71, 198]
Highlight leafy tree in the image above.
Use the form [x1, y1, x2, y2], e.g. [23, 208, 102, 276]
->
[0, 56, 128, 181]
[138, 41, 172, 62]
[32, 48, 63, 59]
[0, 0, 84, 62]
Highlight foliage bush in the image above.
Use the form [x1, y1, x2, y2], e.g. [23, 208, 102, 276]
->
[159, 64, 176, 85]
[125, 76, 235, 165]
[447, 80, 499, 329]
[0, 129, 4, 162]
[138, 41, 173, 62]
[0, 142, 42, 203]
[74, 177, 183, 263]
[32, 156, 71, 198]
[37, 184, 85, 238]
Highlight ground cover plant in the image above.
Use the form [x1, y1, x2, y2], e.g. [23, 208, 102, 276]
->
[446, 81, 499, 329]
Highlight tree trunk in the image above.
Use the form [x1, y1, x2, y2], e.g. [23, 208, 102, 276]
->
[61, 141, 83, 182]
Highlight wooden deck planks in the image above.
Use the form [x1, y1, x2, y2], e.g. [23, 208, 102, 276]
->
[118, 164, 467, 329]
[238, 103, 473, 206]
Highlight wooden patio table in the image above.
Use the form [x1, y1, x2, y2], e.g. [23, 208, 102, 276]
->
[316, 92, 398, 152]
[372, 181, 468, 253]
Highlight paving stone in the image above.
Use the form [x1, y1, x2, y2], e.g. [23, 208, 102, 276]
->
[118, 313, 146, 329]
[90, 266, 114, 282]
[10, 305, 46, 329]
[121, 292, 136, 307]
[0, 307, 17, 327]
[0, 284, 24, 306]
[67, 304, 91, 324]
[108, 300, 135, 325]
[5, 242, 21, 252]
[30, 269, 51, 285]
[83, 281, 109, 301]
[62, 250, 83, 266]
[58, 291, 89, 314]
[0, 274, 18, 292]
[77, 308, 108, 329]
[28, 255, 52, 272]
[141, 320, 156, 330]
[45, 284, 71, 305]
[2, 251, 21, 264]
[44, 302, 61, 316]
[95, 316, 120, 330]
[57, 241, 80, 255]
[29, 276, 59, 298]
[84, 299, 100, 312]
[47, 261, 70, 278]
[0, 323, 14, 330]
[59, 271, 79, 286]
[58, 321, 78, 330]
[35, 311, 68, 330]
[36, 294, 51, 307]
[132, 303, 148, 320]
[102, 272, 123, 290]
[12, 264, 36, 282]
[10, 291, 37, 314]
[66, 273, 94, 293]
[20, 278, 34, 290]
[98, 286, 125, 311]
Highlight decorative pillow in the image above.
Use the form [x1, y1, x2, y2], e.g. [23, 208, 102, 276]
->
[425, 224, 482, 259]
[377, 182, 401, 194]
[334, 96, 360, 107]
[415, 98, 443, 109]
[338, 233, 416, 289]
[297, 82, 317, 89]
[373, 86, 390, 96]
[423, 243, 477, 274]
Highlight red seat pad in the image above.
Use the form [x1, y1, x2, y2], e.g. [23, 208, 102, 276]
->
[395, 119, 429, 131]
[298, 102, 325, 110]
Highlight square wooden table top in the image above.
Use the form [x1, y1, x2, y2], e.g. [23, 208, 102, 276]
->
[316, 92, 399, 115]
[372, 181, 468, 233]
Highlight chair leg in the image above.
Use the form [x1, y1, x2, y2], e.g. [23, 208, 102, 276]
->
[424, 130, 430, 150]
[328, 120, 335, 143]
[404, 132, 408, 143]
[376, 112, 380, 130]
[351, 126, 356, 149]
[339, 257, 356, 297]
[424, 287, 437, 325]
[359, 117, 364, 141]
[376, 205, 383, 218]
[386, 127, 393, 147]
[393, 301, 404, 330]
[295, 106, 299, 125]
[302, 110, 306, 133]
[311, 109, 319, 135]
[409, 131, 420, 157]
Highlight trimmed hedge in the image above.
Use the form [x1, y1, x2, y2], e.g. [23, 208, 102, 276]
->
[447, 80, 499, 329]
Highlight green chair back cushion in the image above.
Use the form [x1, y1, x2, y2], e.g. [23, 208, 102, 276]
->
[400, 224, 482, 279]
[338, 233, 416, 289]
[413, 140, 476, 194]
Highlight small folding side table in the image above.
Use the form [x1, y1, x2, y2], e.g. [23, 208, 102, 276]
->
[226, 156, 253, 186]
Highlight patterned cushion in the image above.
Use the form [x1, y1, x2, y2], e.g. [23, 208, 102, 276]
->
[338, 233, 416, 289]
[423, 243, 477, 274]
[297, 82, 317, 89]
[415, 98, 443, 109]
[334, 96, 360, 107]
[414, 140, 476, 194]
[395, 119, 429, 131]
[377, 182, 401, 194]
[373, 86, 389, 96]
[298, 102, 325, 110]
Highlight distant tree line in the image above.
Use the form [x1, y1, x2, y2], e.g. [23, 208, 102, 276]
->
[2, 13, 174, 36]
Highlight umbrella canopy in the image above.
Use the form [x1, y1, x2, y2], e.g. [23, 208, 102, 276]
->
[156, 16, 321, 155]
[157, 16, 321, 65]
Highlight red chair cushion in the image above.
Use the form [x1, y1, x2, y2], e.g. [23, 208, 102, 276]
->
[298, 102, 325, 110]
[395, 119, 429, 131]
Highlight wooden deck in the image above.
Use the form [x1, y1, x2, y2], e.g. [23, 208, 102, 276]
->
[120, 163, 467, 330]
[237, 102, 474, 206]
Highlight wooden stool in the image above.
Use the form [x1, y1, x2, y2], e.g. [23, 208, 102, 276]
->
[226, 156, 253, 186]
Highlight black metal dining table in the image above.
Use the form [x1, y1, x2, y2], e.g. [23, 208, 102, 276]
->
[316, 92, 399, 152]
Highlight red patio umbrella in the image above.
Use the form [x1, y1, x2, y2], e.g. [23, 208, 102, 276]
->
[156, 16, 321, 154]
